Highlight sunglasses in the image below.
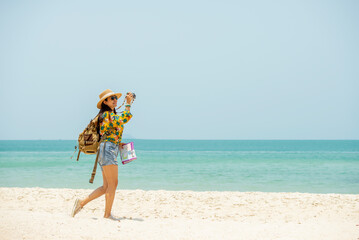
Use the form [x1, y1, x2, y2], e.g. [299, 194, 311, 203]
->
[110, 96, 118, 100]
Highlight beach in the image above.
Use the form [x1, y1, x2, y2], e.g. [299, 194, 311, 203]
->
[1, 187, 358, 240]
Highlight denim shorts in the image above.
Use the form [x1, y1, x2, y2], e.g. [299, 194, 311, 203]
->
[98, 141, 119, 169]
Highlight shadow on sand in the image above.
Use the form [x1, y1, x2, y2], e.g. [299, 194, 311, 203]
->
[91, 216, 144, 222]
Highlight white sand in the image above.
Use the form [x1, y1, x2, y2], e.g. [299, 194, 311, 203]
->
[0, 187, 358, 240]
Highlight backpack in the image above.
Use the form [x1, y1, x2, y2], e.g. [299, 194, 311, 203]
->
[76, 114, 101, 161]
[72, 113, 105, 184]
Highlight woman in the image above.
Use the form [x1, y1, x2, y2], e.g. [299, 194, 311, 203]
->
[71, 89, 134, 219]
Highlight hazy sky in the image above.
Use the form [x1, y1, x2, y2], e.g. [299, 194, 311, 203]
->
[0, 0, 358, 140]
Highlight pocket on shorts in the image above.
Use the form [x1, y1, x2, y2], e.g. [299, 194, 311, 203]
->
[108, 143, 118, 155]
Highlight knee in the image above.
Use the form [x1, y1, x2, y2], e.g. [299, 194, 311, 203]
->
[108, 180, 118, 190]
[102, 184, 108, 192]
[113, 179, 118, 188]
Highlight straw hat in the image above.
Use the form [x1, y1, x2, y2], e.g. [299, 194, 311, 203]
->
[97, 89, 122, 109]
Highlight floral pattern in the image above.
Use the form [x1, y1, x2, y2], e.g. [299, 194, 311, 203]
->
[99, 110, 132, 145]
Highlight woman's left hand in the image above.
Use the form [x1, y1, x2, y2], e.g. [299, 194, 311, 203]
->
[126, 92, 133, 104]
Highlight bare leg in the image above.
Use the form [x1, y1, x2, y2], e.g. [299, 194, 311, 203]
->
[102, 164, 118, 218]
[80, 170, 108, 207]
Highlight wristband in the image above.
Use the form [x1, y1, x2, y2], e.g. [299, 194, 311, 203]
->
[125, 104, 131, 107]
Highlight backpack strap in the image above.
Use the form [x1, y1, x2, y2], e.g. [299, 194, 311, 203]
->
[89, 145, 101, 183]
[89, 133, 107, 184]
[76, 150, 81, 161]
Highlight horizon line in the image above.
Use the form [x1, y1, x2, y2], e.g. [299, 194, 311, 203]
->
[0, 139, 358, 141]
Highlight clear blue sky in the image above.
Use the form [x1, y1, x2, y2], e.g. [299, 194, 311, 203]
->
[0, 0, 358, 140]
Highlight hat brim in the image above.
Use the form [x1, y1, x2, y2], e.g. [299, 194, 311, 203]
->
[97, 92, 122, 109]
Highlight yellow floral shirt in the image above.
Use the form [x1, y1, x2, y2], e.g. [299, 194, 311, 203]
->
[99, 111, 132, 145]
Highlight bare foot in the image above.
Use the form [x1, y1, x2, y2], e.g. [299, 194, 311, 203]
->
[104, 214, 121, 222]
[71, 198, 83, 217]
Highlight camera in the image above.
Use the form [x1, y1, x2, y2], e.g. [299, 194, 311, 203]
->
[127, 92, 136, 100]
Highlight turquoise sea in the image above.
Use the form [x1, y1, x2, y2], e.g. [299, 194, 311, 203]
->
[0, 140, 358, 194]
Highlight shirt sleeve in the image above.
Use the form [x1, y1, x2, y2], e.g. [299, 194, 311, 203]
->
[102, 111, 132, 129]
[118, 110, 132, 124]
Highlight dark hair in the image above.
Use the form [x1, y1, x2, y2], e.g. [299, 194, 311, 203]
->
[98, 98, 117, 124]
